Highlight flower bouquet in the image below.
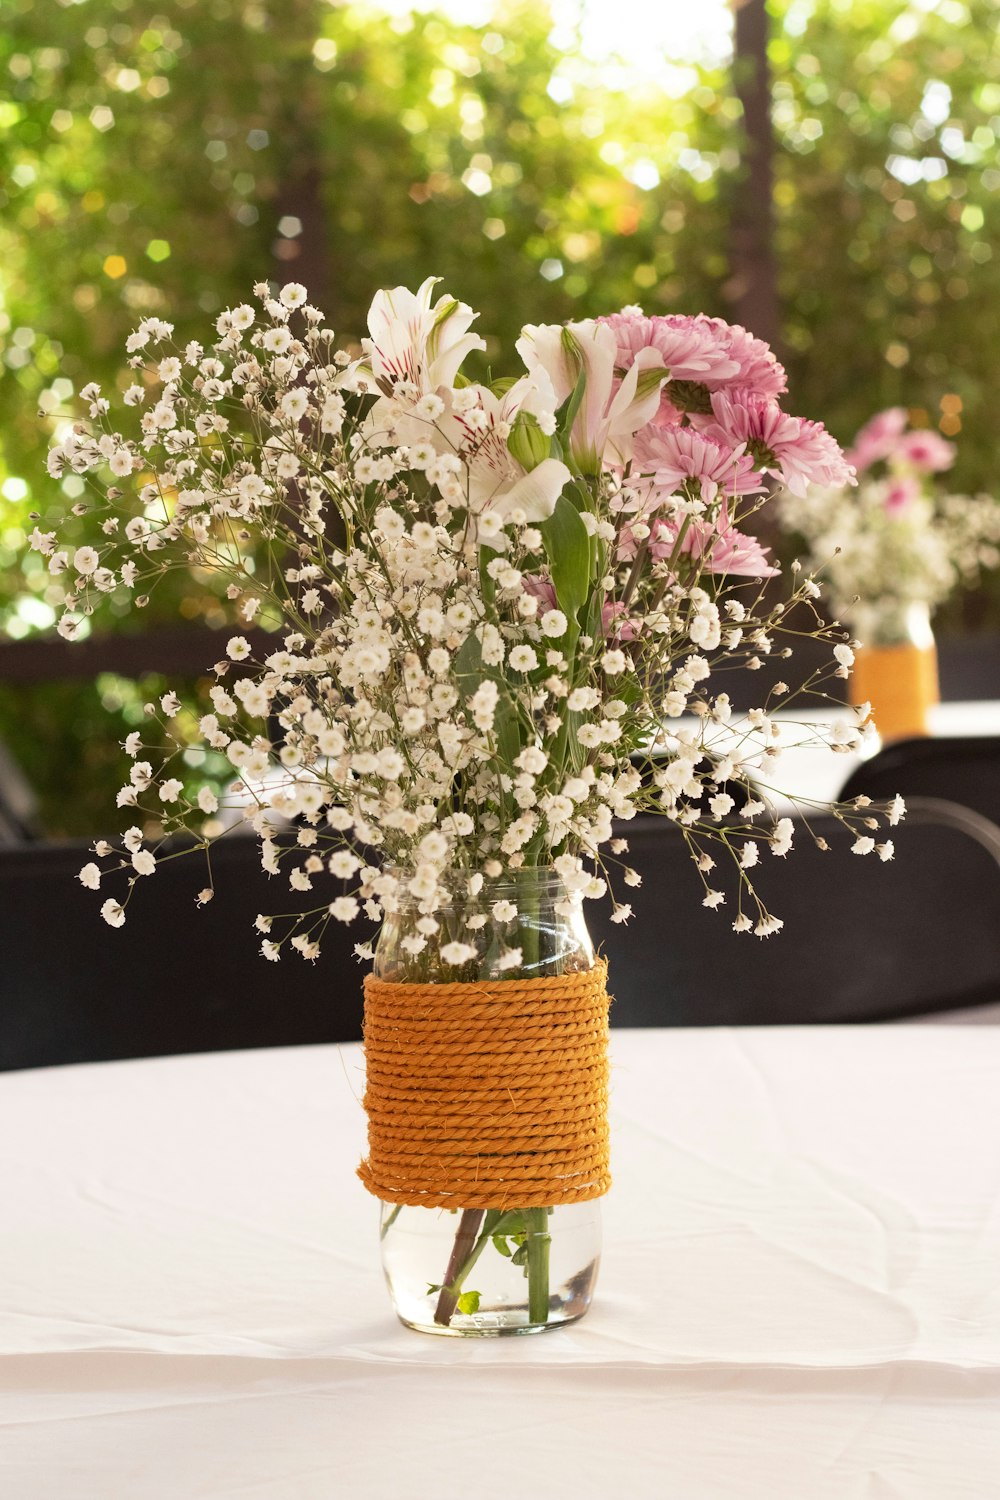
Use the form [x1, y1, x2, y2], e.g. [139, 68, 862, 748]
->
[32, 279, 902, 1334]
[779, 407, 1000, 740]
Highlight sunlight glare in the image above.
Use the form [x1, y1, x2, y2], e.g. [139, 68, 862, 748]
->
[368, 0, 734, 80]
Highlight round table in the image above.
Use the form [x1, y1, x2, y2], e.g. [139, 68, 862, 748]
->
[3, 1024, 1000, 1498]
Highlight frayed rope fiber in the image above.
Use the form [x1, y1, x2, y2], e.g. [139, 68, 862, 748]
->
[357, 959, 611, 1208]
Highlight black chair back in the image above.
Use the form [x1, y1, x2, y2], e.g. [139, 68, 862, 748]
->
[838, 736, 1000, 828]
[4, 799, 999, 1070]
[588, 800, 1000, 1026]
[0, 836, 365, 1072]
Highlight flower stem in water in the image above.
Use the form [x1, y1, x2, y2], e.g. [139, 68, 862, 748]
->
[433, 1208, 486, 1326]
[524, 1206, 552, 1324]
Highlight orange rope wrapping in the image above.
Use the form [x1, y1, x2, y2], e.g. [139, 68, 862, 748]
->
[358, 960, 611, 1209]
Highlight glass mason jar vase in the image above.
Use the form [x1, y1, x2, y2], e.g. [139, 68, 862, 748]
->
[849, 600, 939, 743]
[371, 867, 603, 1337]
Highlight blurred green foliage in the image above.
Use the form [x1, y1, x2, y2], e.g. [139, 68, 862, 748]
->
[0, 0, 998, 831]
[773, 0, 1000, 500]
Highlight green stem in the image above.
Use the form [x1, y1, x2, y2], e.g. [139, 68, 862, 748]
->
[380, 1203, 403, 1242]
[434, 1206, 536, 1326]
[518, 864, 543, 974]
[524, 1207, 552, 1325]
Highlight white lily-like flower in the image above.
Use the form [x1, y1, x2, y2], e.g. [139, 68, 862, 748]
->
[449, 376, 570, 546]
[366, 370, 568, 546]
[361, 278, 486, 394]
[516, 319, 667, 474]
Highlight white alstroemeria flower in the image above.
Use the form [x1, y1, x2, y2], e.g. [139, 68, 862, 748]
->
[516, 319, 666, 474]
[449, 376, 569, 543]
[374, 372, 569, 545]
[361, 278, 486, 395]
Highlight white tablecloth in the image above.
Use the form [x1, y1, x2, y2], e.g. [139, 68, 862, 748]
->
[3, 1027, 1000, 1497]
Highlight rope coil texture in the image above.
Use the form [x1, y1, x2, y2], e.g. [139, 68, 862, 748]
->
[358, 960, 611, 1209]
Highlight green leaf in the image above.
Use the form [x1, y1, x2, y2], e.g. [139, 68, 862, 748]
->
[492, 1233, 514, 1257]
[457, 1289, 481, 1316]
[453, 628, 522, 783]
[452, 630, 485, 699]
[538, 492, 592, 624]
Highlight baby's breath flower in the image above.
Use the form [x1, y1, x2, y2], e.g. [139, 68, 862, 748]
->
[508, 645, 538, 672]
[440, 941, 478, 966]
[329, 896, 360, 922]
[279, 282, 308, 308]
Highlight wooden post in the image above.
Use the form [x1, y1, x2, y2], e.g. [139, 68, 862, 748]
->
[269, 0, 332, 310]
[729, 0, 780, 350]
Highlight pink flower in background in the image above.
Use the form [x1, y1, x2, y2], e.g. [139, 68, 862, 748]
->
[694, 388, 855, 497]
[895, 428, 956, 473]
[883, 476, 920, 514]
[846, 409, 956, 476]
[844, 407, 908, 473]
[632, 426, 763, 506]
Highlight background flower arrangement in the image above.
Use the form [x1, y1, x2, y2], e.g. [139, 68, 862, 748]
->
[30, 278, 903, 957]
[778, 407, 1000, 648]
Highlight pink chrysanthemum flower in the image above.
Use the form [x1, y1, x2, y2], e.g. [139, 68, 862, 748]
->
[600, 309, 788, 437]
[689, 316, 788, 399]
[681, 517, 779, 578]
[694, 388, 855, 497]
[620, 516, 777, 578]
[601, 311, 741, 386]
[632, 426, 764, 506]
